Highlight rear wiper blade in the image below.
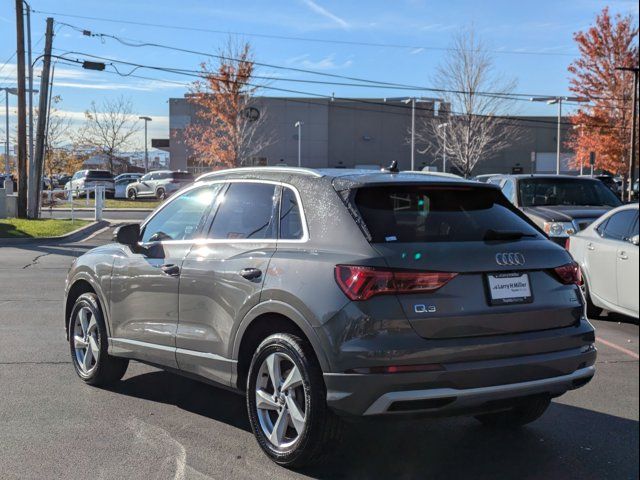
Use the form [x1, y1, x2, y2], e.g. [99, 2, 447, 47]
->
[483, 229, 537, 241]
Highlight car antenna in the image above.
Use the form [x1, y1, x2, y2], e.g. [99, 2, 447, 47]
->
[382, 160, 399, 173]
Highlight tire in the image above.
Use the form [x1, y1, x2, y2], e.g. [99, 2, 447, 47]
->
[127, 188, 137, 200]
[246, 333, 343, 468]
[581, 274, 603, 318]
[474, 396, 550, 428]
[156, 187, 166, 200]
[68, 293, 129, 386]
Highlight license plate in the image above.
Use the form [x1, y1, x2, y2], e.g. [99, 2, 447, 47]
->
[486, 273, 532, 305]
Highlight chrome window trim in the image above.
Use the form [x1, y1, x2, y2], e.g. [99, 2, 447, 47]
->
[139, 178, 309, 246]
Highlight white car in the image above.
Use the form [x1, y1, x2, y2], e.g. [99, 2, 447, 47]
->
[569, 204, 639, 319]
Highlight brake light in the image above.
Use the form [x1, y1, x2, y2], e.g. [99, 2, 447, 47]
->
[334, 265, 457, 301]
[553, 262, 582, 285]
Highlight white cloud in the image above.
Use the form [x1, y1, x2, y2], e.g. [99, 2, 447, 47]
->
[300, 0, 350, 29]
[286, 53, 353, 70]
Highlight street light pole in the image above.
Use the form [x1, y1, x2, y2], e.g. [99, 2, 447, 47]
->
[2, 88, 17, 175]
[139, 116, 152, 173]
[294, 121, 302, 167]
[530, 96, 585, 175]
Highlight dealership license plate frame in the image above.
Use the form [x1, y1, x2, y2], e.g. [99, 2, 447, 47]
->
[485, 272, 533, 306]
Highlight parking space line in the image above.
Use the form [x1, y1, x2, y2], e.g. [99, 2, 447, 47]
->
[597, 337, 639, 360]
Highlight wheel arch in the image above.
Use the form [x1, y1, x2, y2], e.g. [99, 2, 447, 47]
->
[232, 301, 331, 391]
[65, 273, 110, 339]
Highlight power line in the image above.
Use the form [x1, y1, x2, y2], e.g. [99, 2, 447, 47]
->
[53, 22, 631, 108]
[52, 54, 629, 132]
[34, 9, 581, 58]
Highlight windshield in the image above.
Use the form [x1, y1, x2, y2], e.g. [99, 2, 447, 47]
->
[86, 171, 114, 180]
[353, 185, 542, 243]
[518, 178, 622, 207]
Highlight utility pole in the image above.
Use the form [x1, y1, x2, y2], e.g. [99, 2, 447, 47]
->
[31, 17, 54, 218]
[617, 67, 639, 202]
[15, 0, 28, 217]
[437, 122, 449, 172]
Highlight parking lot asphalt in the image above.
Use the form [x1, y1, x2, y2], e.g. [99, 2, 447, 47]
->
[0, 225, 637, 480]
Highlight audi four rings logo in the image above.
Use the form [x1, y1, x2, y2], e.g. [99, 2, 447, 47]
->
[495, 252, 526, 266]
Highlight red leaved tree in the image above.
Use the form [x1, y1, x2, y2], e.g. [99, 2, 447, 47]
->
[566, 8, 638, 175]
[182, 39, 273, 169]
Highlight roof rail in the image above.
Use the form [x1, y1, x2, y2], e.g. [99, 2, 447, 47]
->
[196, 166, 323, 182]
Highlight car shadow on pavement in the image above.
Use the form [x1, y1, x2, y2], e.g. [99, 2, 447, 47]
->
[108, 369, 639, 480]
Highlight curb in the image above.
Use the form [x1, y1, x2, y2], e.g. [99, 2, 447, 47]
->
[0, 220, 110, 246]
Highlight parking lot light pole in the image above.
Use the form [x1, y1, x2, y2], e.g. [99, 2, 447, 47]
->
[294, 121, 302, 167]
[530, 96, 586, 175]
[139, 116, 152, 173]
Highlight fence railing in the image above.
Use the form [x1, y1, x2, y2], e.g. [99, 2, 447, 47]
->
[41, 186, 106, 221]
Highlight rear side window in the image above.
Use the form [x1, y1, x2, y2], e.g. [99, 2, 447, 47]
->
[600, 210, 637, 241]
[171, 172, 194, 181]
[86, 171, 113, 179]
[279, 187, 304, 240]
[209, 183, 277, 240]
[353, 185, 541, 243]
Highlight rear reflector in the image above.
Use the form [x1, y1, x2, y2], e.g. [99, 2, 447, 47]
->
[335, 265, 457, 301]
[553, 262, 582, 285]
[346, 363, 445, 374]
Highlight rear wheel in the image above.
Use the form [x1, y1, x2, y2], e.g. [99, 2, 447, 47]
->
[69, 293, 128, 386]
[156, 187, 166, 200]
[474, 396, 550, 428]
[246, 333, 342, 468]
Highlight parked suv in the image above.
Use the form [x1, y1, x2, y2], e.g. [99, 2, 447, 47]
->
[125, 170, 193, 200]
[64, 170, 115, 198]
[64, 167, 596, 467]
[485, 174, 622, 245]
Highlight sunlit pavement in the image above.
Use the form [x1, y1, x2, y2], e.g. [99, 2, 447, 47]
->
[0, 227, 637, 479]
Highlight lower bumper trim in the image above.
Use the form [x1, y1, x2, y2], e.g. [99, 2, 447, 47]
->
[364, 365, 595, 415]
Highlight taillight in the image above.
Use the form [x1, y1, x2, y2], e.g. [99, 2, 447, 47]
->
[334, 265, 457, 301]
[553, 262, 582, 285]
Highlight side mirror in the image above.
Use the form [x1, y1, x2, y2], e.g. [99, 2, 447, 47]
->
[113, 223, 140, 246]
[630, 235, 639, 246]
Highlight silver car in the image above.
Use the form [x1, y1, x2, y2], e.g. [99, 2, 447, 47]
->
[64, 167, 596, 467]
[125, 170, 194, 200]
[568, 203, 639, 319]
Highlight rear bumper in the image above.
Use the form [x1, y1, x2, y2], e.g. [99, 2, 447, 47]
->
[324, 342, 596, 416]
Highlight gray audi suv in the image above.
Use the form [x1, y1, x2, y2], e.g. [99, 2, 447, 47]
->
[64, 167, 596, 467]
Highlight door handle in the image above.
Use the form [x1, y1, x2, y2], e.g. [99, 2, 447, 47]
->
[160, 263, 180, 276]
[239, 267, 262, 280]
[618, 252, 628, 260]
[587, 242, 595, 251]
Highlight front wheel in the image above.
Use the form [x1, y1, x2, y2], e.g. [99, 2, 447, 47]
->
[156, 187, 166, 200]
[127, 188, 137, 200]
[246, 333, 342, 468]
[69, 293, 129, 386]
[474, 396, 550, 428]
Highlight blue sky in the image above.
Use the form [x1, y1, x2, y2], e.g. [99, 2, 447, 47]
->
[1, 0, 638, 144]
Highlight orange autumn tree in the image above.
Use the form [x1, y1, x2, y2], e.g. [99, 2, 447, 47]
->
[566, 8, 638, 175]
[183, 40, 273, 169]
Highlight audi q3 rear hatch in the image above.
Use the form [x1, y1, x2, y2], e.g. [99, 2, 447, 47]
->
[345, 182, 582, 339]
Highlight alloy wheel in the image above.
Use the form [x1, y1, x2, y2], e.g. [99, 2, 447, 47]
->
[255, 352, 307, 449]
[72, 306, 100, 375]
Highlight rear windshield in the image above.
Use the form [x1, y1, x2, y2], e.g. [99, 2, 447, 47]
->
[86, 171, 113, 180]
[171, 172, 194, 180]
[518, 178, 621, 207]
[353, 185, 542, 243]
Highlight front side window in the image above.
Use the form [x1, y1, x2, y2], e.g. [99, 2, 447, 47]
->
[279, 187, 304, 240]
[501, 180, 515, 203]
[601, 210, 637, 241]
[209, 182, 277, 240]
[141, 185, 221, 243]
